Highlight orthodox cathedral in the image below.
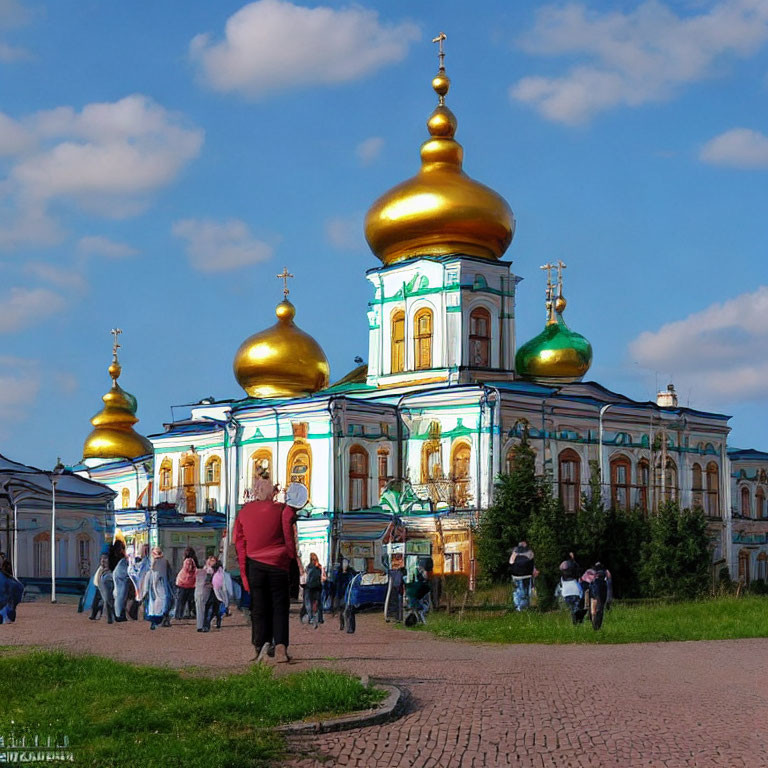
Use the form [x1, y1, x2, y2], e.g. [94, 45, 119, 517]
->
[7, 42, 765, 589]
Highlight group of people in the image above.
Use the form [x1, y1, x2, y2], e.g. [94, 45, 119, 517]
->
[299, 555, 360, 631]
[508, 541, 613, 623]
[0, 552, 23, 624]
[88, 541, 238, 631]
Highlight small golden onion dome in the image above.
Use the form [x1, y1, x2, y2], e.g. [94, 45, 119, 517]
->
[83, 350, 152, 460]
[515, 304, 593, 384]
[233, 299, 330, 398]
[364, 57, 515, 265]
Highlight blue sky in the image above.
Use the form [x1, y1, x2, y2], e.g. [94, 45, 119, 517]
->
[1, 0, 766, 467]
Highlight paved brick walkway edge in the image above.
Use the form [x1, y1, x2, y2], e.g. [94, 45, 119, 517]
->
[276, 683, 404, 735]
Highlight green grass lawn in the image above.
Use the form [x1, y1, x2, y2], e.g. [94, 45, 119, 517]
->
[417, 596, 768, 645]
[0, 651, 383, 767]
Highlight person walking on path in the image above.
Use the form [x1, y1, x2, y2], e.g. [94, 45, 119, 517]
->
[305, 552, 325, 628]
[175, 547, 198, 620]
[96, 552, 116, 624]
[509, 541, 536, 612]
[0, 556, 23, 624]
[234, 477, 303, 664]
[110, 540, 130, 623]
[146, 547, 173, 630]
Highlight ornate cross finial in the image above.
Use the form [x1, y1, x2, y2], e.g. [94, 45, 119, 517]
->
[556, 260, 567, 291]
[110, 328, 122, 361]
[276, 267, 294, 298]
[432, 32, 447, 72]
[540, 263, 556, 323]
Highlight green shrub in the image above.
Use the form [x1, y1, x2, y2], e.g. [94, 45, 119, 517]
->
[443, 573, 469, 599]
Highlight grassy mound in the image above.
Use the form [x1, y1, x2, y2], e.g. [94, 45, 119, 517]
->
[0, 651, 383, 767]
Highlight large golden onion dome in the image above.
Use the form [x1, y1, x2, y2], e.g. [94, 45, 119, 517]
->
[364, 38, 515, 265]
[233, 288, 330, 399]
[83, 334, 153, 460]
[515, 264, 593, 384]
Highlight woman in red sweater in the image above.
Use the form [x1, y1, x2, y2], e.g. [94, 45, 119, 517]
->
[234, 477, 300, 663]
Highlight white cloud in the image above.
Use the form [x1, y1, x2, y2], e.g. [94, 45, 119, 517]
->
[0, 286, 67, 332]
[25, 261, 88, 293]
[172, 218, 273, 272]
[11, 95, 203, 216]
[190, 0, 419, 99]
[76, 235, 138, 259]
[511, 0, 768, 124]
[356, 136, 384, 166]
[0, 356, 41, 428]
[700, 128, 768, 169]
[0, 0, 30, 28]
[325, 214, 362, 251]
[628, 286, 768, 405]
[0, 95, 202, 249]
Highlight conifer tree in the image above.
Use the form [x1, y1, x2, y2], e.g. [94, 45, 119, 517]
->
[476, 427, 540, 581]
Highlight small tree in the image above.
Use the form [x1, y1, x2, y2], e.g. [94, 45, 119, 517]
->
[574, 461, 608, 566]
[476, 429, 540, 581]
[528, 493, 568, 610]
[642, 501, 710, 598]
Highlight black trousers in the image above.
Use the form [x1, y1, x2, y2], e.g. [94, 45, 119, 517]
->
[246, 558, 290, 649]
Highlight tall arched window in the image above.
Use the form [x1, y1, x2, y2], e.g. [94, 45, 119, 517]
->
[205, 456, 221, 485]
[657, 458, 677, 502]
[34, 531, 51, 577]
[691, 463, 703, 509]
[756, 487, 766, 519]
[706, 462, 719, 517]
[121, 488, 130, 509]
[451, 440, 472, 508]
[159, 458, 173, 491]
[286, 442, 311, 492]
[636, 459, 650, 513]
[757, 552, 767, 582]
[558, 449, 581, 513]
[610, 455, 631, 510]
[181, 456, 197, 487]
[349, 445, 369, 511]
[738, 549, 751, 584]
[469, 307, 491, 367]
[180, 454, 198, 514]
[414, 308, 433, 370]
[741, 486, 751, 518]
[251, 449, 272, 485]
[421, 440, 442, 482]
[391, 310, 405, 373]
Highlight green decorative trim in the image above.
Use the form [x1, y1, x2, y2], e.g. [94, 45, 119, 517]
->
[239, 431, 333, 447]
[446, 306, 462, 313]
[155, 441, 225, 454]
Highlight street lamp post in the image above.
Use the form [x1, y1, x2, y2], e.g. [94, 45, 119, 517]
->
[50, 474, 58, 603]
[598, 404, 615, 503]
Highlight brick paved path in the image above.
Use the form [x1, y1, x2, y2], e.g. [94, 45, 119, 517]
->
[3, 603, 767, 767]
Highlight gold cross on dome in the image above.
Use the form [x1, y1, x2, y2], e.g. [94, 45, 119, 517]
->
[110, 327, 122, 360]
[276, 267, 294, 298]
[556, 260, 567, 291]
[432, 32, 447, 71]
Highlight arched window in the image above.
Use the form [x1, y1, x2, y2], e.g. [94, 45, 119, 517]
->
[121, 488, 130, 509]
[287, 442, 311, 492]
[757, 487, 766, 519]
[741, 486, 751, 518]
[414, 308, 433, 370]
[469, 307, 491, 367]
[251, 449, 272, 486]
[349, 445, 369, 511]
[636, 459, 650, 513]
[657, 457, 677, 502]
[757, 552, 767, 582]
[451, 440, 472, 508]
[205, 456, 221, 485]
[691, 463, 703, 510]
[377, 447, 390, 496]
[610, 454, 631, 510]
[558, 449, 581, 513]
[391, 310, 405, 373]
[738, 549, 751, 584]
[421, 440, 442, 482]
[34, 531, 51, 577]
[705, 462, 719, 517]
[158, 458, 173, 491]
[181, 455, 197, 487]
[77, 534, 92, 578]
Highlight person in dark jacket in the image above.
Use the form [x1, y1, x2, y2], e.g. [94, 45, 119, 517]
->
[509, 541, 535, 611]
